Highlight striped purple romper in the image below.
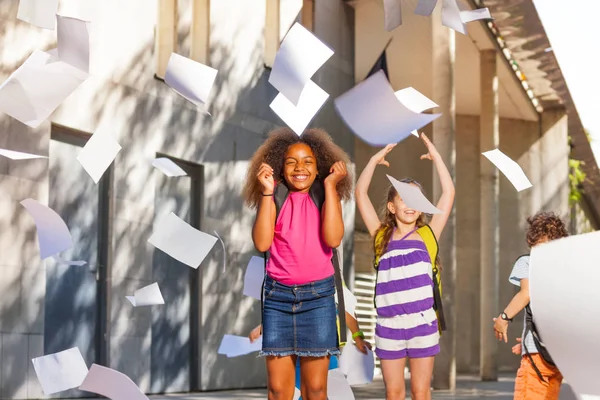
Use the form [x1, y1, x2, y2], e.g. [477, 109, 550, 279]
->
[374, 229, 440, 360]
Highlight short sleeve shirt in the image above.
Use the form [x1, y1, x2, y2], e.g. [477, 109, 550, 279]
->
[509, 255, 538, 355]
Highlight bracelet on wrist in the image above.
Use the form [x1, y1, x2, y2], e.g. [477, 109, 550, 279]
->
[352, 331, 365, 340]
[261, 193, 274, 196]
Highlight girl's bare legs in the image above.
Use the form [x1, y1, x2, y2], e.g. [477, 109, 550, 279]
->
[409, 357, 435, 400]
[266, 355, 297, 400]
[299, 356, 331, 400]
[381, 358, 408, 400]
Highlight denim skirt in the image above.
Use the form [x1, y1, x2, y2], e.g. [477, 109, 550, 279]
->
[260, 274, 340, 357]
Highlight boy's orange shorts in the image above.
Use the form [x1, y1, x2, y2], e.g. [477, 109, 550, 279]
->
[514, 354, 562, 400]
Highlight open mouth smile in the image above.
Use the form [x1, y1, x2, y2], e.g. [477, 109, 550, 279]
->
[291, 174, 309, 182]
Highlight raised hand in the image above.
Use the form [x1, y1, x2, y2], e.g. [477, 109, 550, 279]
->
[419, 132, 439, 161]
[257, 163, 275, 194]
[324, 161, 347, 187]
[370, 143, 397, 167]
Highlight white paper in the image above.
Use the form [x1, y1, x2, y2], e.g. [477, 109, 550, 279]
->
[414, 0, 438, 16]
[0, 50, 88, 128]
[126, 283, 165, 307]
[148, 212, 217, 269]
[414, 0, 490, 34]
[441, 0, 467, 34]
[164, 53, 217, 107]
[79, 364, 148, 400]
[336, 286, 358, 317]
[269, 23, 334, 106]
[482, 149, 532, 192]
[395, 87, 438, 137]
[217, 334, 263, 358]
[460, 7, 492, 23]
[387, 175, 442, 214]
[270, 80, 329, 135]
[243, 256, 264, 300]
[31, 347, 88, 395]
[530, 231, 600, 397]
[214, 231, 227, 273]
[21, 198, 73, 259]
[383, 0, 402, 31]
[334, 71, 440, 146]
[0, 148, 47, 160]
[57, 16, 91, 73]
[53, 254, 87, 266]
[77, 133, 121, 184]
[339, 346, 375, 386]
[152, 158, 187, 177]
[17, 0, 60, 30]
[327, 369, 355, 400]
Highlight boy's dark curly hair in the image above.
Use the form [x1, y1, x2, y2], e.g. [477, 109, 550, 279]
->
[526, 211, 569, 247]
[243, 127, 353, 209]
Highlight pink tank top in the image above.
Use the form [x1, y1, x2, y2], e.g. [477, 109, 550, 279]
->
[266, 191, 334, 285]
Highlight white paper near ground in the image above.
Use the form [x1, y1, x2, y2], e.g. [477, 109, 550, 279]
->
[77, 133, 121, 184]
[530, 231, 600, 397]
[395, 87, 438, 137]
[383, 0, 402, 31]
[482, 149, 532, 192]
[0, 148, 47, 160]
[148, 212, 217, 269]
[334, 71, 440, 146]
[126, 283, 165, 307]
[17, 0, 60, 29]
[31, 347, 88, 395]
[57, 16, 91, 73]
[52, 254, 87, 266]
[335, 286, 358, 317]
[21, 198, 73, 259]
[217, 334, 263, 358]
[79, 364, 148, 400]
[387, 175, 442, 214]
[339, 346, 375, 386]
[243, 256, 264, 300]
[270, 80, 329, 136]
[328, 369, 355, 400]
[269, 23, 334, 106]
[152, 158, 187, 177]
[165, 53, 217, 108]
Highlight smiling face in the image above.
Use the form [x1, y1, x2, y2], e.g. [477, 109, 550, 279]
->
[387, 185, 423, 225]
[282, 143, 318, 192]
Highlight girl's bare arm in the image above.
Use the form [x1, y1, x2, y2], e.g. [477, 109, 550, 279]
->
[252, 197, 276, 252]
[322, 162, 346, 248]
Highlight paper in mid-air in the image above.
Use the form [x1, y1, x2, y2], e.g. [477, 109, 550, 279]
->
[17, 0, 60, 30]
[126, 283, 165, 307]
[79, 364, 148, 400]
[0, 148, 47, 160]
[270, 80, 329, 136]
[383, 0, 402, 31]
[482, 149, 532, 192]
[217, 334, 263, 358]
[77, 132, 122, 184]
[394, 87, 438, 137]
[148, 212, 217, 269]
[164, 53, 217, 109]
[269, 22, 334, 106]
[243, 256, 264, 300]
[20, 198, 73, 259]
[152, 157, 188, 177]
[387, 175, 442, 214]
[414, 0, 491, 34]
[31, 347, 88, 395]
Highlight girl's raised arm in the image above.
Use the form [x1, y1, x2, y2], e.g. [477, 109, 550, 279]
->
[355, 144, 396, 236]
[252, 163, 277, 252]
[419, 133, 455, 240]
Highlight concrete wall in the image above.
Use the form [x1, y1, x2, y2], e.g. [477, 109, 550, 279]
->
[0, 0, 356, 397]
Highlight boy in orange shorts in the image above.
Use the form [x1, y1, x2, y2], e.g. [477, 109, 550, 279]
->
[493, 212, 568, 399]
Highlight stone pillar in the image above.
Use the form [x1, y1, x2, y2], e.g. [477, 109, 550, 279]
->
[479, 49, 500, 381]
[431, 12, 457, 391]
[190, 0, 210, 64]
[155, 0, 177, 79]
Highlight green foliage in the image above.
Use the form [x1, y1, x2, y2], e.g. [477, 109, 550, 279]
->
[569, 158, 586, 206]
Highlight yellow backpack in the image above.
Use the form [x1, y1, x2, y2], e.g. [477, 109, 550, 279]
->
[373, 224, 446, 335]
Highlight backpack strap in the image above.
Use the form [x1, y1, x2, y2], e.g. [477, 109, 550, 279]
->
[416, 225, 446, 334]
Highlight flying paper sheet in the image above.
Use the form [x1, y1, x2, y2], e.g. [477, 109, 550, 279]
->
[327, 369, 355, 400]
[217, 334, 263, 358]
[395, 87, 438, 137]
[269, 23, 334, 106]
[53, 254, 87, 266]
[334, 71, 440, 146]
[482, 149, 532, 192]
[77, 133, 121, 184]
[270, 80, 329, 136]
[243, 256, 264, 300]
[339, 346, 375, 386]
[387, 175, 442, 214]
[383, 0, 402, 31]
[17, 0, 60, 30]
[413, 0, 491, 34]
[0, 148, 47, 160]
[126, 283, 165, 307]
[0, 50, 88, 128]
[21, 198, 73, 259]
[335, 286, 358, 317]
[214, 231, 227, 273]
[79, 364, 148, 400]
[148, 212, 217, 269]
[32, 347, 88, 395]
[152, 158, 187, 177]
[57, 16, 91, 73]
[164, 53, 217, 108]
[414, 0, 438, 16]
[530, 231, 600, 397]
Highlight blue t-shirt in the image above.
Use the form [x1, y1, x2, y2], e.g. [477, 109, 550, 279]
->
[509, 255, 538, 355]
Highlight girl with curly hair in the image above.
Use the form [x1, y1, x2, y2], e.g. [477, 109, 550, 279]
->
[242, 127, 354, 400]
[355, 133, 455, 400]
[493, 211, 569, 400]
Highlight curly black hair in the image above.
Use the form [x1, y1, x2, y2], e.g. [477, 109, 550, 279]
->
[242, 127, 353, 209]
[526, 211, 569, 247]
